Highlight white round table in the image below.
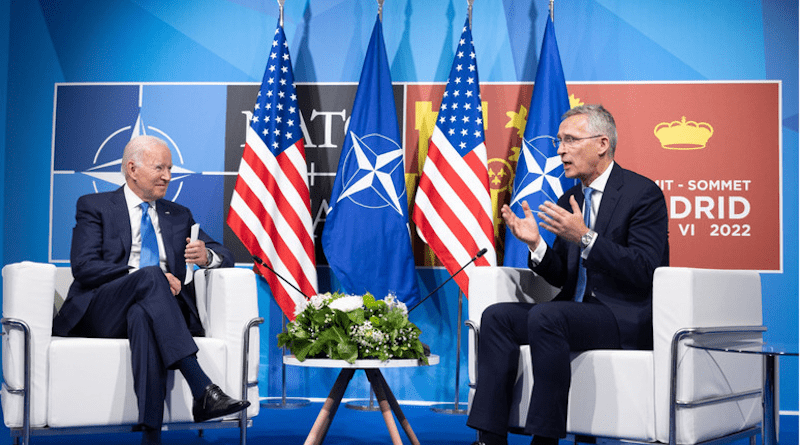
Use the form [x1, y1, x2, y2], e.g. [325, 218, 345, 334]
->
[284, 354, 439, 445]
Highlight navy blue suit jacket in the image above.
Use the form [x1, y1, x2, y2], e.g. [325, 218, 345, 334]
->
[531, 163, 669, 350]
[52, 187, 234, 337]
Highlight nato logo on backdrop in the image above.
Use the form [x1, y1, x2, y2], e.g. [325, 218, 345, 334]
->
[50, 84, 229, 262]
[50, 82, 781, 271]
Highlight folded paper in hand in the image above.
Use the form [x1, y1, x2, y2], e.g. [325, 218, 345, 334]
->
[184, 223, 200, 285]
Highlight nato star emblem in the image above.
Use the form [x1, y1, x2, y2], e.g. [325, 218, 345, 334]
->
[509, 135, 565, 207]
[336, 131, 405, 215]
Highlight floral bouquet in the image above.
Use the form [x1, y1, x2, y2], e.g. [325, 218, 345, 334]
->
[277, 292, 428, 365]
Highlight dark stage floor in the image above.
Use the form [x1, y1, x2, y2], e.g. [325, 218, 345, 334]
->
[1, 401, 797, 445]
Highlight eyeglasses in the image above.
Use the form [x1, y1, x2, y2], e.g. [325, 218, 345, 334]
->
[555, 134, 604, 148]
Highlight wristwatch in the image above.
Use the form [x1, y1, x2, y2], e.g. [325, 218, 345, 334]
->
[580, 230, 596, 249]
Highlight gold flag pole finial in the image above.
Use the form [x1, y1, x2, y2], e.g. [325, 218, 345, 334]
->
[468, 0, 474, 28]
[377, 0, 384, 22]
[277, 0, 285, 27]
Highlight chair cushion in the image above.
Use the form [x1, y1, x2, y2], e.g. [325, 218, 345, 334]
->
[48, 337, 226, 427]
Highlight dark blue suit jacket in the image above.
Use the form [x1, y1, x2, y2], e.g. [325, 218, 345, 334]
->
[52, 187, 234, 337]
[531, 163, 669, 349]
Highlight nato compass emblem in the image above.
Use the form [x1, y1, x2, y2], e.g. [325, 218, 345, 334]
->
[82, 111, 194, 200]
[509, 134, 566, 207]
[50, 83, 229, 263]
[335, 131, 406, 215]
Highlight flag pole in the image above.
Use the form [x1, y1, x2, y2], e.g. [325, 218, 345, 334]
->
[430, 0, 477, 416]
[431, 289, 468, 414]
[344, 0, 389, 414]
[262, 313, 312, 410]
[549, 0, 554, 22]
[260, 0, 311, 411]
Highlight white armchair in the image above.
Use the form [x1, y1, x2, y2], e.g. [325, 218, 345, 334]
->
[467, 266, 765, 445]
[1, 261, 262, 445]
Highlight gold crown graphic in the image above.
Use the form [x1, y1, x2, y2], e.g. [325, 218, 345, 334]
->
[653, 116, 714, 150]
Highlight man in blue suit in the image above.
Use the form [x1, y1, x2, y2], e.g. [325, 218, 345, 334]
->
[52, 135, 249, 445]
[467, 105, 669, 445]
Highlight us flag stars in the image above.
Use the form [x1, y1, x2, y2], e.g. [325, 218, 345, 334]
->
[250, 28, 302, 155]
[437, 27, 484, 156]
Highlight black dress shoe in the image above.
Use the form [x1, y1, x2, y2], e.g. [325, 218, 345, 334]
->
[192, 383, 251, 422]
[475, 430, 507, 445]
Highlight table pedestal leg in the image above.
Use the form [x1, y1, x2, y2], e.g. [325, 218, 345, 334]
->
[366, 369, 421, 445]
[762, 355, 777, 445]
[304, 368, 355, 445]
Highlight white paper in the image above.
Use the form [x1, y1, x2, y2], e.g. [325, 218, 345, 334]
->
[184, 223, 200, 284]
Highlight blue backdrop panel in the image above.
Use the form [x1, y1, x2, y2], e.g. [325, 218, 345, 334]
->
[1, 0, 797, 413]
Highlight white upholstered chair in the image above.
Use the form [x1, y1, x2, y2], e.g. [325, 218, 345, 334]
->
[1, 261, 262, 445]
[467, 266, 766, 445]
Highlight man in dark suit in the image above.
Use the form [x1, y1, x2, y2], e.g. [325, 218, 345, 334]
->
[52, 135, 249, 445]
[467, 105, 669, 445]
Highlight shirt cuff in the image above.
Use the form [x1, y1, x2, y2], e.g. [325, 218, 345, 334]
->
[581, 232, 598, 260]
[528, 239, 548, 266]
[204, 248, 222, 269]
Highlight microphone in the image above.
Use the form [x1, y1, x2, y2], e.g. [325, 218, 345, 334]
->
[252, 255, 311, 300]
[407, 247, 488, 314]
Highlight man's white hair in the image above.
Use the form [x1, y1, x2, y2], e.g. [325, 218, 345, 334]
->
[121, 135, 169, 179]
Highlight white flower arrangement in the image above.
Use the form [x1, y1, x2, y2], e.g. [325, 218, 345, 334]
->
[278, 292, 427, 364]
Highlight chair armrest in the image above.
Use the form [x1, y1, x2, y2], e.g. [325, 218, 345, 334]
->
[466, 266, 558, 390]
[1, 261, 57, 428]
[467, 266, 558, 326]
[652, 267, 764, 444]
[193, 267, 260, 415]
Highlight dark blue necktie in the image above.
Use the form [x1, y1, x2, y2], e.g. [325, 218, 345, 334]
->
[574, 187, 594, 302]
[139, 202, 160, 268]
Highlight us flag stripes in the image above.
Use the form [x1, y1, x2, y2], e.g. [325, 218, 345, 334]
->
[412, 18, 497, 297]
[227, 23, 317, 319]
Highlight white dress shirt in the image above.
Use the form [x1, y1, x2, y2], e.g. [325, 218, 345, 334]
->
[124, 184, 168, 272]
[123, 184, 221, 273]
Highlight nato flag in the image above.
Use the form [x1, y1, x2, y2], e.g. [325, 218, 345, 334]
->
[504, 15, 576, 267]
[322, 16, 420, 307]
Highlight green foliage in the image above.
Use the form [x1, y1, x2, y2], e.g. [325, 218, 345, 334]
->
[276, 292, 428, 365]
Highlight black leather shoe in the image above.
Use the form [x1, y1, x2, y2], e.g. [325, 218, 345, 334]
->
[475, 430, 507, 445]
[192, 383, 250, 422]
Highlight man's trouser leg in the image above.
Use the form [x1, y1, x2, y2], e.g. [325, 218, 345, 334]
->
[74, 266, 199, 429]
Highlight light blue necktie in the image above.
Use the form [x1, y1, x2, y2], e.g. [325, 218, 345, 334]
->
[574, 187, 594, 302]
[139, 202, 160, 268]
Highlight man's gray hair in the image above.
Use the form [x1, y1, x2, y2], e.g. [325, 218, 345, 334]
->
[121, 135, 169, 179]
[562, 104, 618, 157]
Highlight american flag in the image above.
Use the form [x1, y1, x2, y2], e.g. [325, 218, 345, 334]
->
[227, 24, 317, 319]
[412, 18, 497, 297]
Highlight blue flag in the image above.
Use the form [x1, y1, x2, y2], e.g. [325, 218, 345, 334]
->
[504, 15, 576, 267]
[322, 16, 420, 307]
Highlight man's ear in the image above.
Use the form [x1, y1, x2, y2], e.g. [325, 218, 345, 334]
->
[596, 136, 610, 158]
[126, 161, 137, 180]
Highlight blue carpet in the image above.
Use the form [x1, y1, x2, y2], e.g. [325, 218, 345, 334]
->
[0, 403, 796, 445]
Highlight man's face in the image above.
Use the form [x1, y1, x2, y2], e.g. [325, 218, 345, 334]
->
[127, 143, 172, 202]
[556, 114, 606, 185]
